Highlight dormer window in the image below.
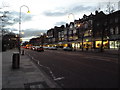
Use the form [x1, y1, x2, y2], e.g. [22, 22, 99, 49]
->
[70, 25, 73, 28]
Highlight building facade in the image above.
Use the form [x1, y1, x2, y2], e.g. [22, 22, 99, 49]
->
[28, 10, 120, 50]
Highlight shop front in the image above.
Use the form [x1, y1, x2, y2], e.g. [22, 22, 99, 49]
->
[83, 38, 93, 49]
[109, 40, 120, 49]
[109, 35, 120, 49]
[95, 40, 109, 49]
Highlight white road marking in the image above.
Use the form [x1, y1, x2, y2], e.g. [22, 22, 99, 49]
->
[54, 77, 65, 81]
[26, 52, 65, 81]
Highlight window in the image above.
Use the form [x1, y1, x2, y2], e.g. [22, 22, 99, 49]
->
[73, 29, 77, 34]
[58, 32, 61, 37]
[97, 23, 99, 26]
[69, 31, 72, 34]
[52, 38, 55, 42]
[115, 26, 119, 34]
[64, 30, 67, 34]
[104, 22, 107, 26]
[115, 17, 118, 23]
[70, 25, 73, 28]
[84, 23, 88, 29]
[110, 28, 114, 35]
[110, 19, 113, 24]
[89, 20, 93, 25]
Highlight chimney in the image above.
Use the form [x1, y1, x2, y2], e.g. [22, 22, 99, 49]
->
[95, 10, 99, 15]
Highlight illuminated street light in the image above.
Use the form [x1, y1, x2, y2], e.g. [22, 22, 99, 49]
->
[68, 13, 75, 23]
[19, 5, 30, 55]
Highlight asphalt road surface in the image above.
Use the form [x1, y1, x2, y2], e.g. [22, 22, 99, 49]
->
[25, 49, 118, 88]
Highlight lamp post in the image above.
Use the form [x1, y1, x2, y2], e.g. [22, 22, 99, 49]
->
[19, 5, 30, 54]
[68, 13, 75, 23]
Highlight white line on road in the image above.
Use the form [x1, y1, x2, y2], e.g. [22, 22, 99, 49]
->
[25, 52, 65, 81]
[54, 77, 65, 81]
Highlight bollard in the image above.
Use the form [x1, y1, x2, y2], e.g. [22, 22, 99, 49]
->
[12, 52, 20, 69]
[21, 50, 24, 55]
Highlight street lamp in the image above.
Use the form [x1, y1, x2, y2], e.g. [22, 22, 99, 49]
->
[68, 13, 75, 23]
[19, 5, 30, 54]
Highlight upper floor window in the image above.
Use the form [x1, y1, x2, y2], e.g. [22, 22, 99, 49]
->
[69, 31, 72, 34]
[73, 29, 77, 34]
[64, 30, 67, 34]
[115, 26, 119, 34]
[115, 17, 118, 23]
[97, 23, 99, 27]
[110, 28, 114, 35]
[110, 19, 113, 24]
[70, 24, 73, 28]
[104, 22, 107, 26]
[84, 23, 88, 29]
[89, 20, 93, 25]
[58, 32, 61, 37]
[74, 23, 77, 27]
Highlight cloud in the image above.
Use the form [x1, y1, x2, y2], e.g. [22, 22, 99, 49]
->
[55, 21, 66, 26]
[8, 11, 33, 24]
[43, 8, 67, 16]
[43, 4, 96, 17]
[70, 5, 96, 13]
[21, 29, 47, 38]
[0, 11, 33, 28]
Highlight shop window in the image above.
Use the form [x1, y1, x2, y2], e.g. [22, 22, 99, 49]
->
[110, 41, 120, 49]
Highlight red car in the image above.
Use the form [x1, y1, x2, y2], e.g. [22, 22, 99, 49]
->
[36, 46, 44, 52]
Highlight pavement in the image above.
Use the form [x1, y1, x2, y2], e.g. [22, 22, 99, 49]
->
[2, 48, 60, 89]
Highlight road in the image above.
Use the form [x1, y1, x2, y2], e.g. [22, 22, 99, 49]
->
[24, 49, 118, 88]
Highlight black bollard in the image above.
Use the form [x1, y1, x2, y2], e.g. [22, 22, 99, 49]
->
[21, 50, 24, 55]
[12, 52, 20, 69]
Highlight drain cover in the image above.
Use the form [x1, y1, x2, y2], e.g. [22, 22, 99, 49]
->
[24, 81, 49, 89]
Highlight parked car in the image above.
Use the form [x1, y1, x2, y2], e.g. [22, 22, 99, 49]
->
[36, 46, 44, 52]
[63, 47, 72, 51]
[31, 46, 35, 50]
[34, 46, 39, 51]
[43, 46, 49, 50]
[28, 46, 32, 49]
[48, 47, 57, 50]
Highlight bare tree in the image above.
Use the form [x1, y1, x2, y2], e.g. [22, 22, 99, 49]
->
[106, 1, 115, 14]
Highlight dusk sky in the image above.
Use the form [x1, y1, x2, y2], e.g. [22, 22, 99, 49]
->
[0, 0, 119, 41]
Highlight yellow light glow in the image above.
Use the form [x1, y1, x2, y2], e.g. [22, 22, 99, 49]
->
[27, 11, 30, 13]
[21, 32, 24, 35]
[86, 39, 89, 42]
[77, 24, 80, 27]
[64, 44, 68, 47]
